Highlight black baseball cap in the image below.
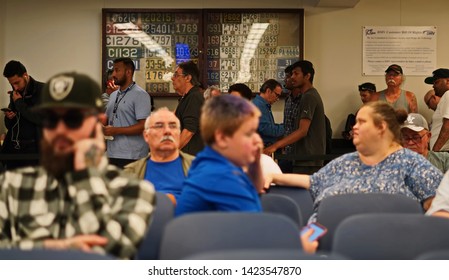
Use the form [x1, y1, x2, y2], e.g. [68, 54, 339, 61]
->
[424, 68, 449, 84]
[36, 72, 103, 111]
[358, 82, 376, 92]
[385, 64, 403, 75]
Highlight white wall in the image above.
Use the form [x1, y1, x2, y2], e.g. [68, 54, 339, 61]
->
[2, 0, 448, 136]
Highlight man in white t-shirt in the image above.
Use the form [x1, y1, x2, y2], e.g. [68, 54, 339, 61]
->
[425, 68, 449, 151]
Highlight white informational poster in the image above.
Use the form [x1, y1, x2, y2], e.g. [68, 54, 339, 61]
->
[362, 26, 436, 76]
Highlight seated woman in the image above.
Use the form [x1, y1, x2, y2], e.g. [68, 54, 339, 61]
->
[265, 101, 443, 222]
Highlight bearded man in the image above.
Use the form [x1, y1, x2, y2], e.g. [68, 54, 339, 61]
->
[0, 72, 155, 259]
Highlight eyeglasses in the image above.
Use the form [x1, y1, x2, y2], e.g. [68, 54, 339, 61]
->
[172, 72, 186, 78]
[273, 91, 282, 98]
[149, 123, 179, 130]
[402, 134, 426, 144]
[42, 110, 97, 129]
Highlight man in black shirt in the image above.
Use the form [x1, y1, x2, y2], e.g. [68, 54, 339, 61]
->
[172, 60, 205, 155]
[1, 60, 44, 169]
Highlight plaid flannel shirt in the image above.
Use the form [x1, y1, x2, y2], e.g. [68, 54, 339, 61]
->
[0, 156, 155, 259]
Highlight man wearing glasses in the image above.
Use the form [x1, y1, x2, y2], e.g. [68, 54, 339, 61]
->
[0, 72, 155, 259]
[401, 113, 449, 173]
[125, 107, 194, 204]
[252, 79, 284, 147]
[377, 64, 418, 113]
[171, 60, 204, 155]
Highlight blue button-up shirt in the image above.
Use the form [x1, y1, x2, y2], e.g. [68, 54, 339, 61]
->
[252, 94, 284, 146]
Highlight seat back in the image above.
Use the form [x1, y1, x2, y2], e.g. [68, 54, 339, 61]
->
[0, 249, 114, 260]
[316, 193, 423, 251]
[416, 250, 449, 260]
[135, 192, 175, 260]
[261, 193, 303, 227]
[269, 185, 314, 224]
[159, 212, 302, 260]
[333, 213, 449, 259]
[185, 248, 345, 260]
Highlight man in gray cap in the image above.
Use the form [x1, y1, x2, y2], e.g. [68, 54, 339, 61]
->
[0, 72, 155, 259]
[401, 113, 449, 173]
[425, 68, 449, 152]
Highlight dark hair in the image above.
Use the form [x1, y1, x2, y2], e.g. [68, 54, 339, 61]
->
[260, 79, 282, 93]
[364, 101, 408, 144]
[113, 57, 135, 74]
[284, 64, 294, 75]
[3, 60, 27, 78]
[178, 60, 200, 86]
[228, 83, 253, 100]
[291, 60, 315, 83]
[358, 82, 376, 92]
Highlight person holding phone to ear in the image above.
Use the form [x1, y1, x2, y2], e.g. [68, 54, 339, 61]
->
[0, 72, 155, 259]
[1, 60, 44, 169]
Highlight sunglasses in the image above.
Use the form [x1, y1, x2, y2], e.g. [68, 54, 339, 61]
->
[42, 109, 97, 129]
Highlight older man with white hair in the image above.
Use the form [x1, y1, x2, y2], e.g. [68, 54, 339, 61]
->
[124, 107, 194, 203]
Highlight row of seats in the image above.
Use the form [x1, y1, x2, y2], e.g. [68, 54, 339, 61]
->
[1, 189, 448, 259]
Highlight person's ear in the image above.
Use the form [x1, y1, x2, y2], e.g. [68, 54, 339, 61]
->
[214, 130, 229, 149]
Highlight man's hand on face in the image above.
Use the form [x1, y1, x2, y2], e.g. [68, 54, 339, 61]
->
[11, 90, 22, 102]
[73, 122, 106, 170]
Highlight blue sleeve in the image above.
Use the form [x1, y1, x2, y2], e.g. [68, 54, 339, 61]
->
[309, 154, 353, 201]
[405, 153, 442, 201]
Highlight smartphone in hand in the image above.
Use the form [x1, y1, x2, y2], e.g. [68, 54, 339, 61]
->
[300, 222, 328, 242]
[1, 108, 12, 112]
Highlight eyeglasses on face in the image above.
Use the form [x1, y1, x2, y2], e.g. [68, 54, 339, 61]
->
[402, 134, 426, 144]
[172, 72, 186, 78]
[42, 109, 97, 129]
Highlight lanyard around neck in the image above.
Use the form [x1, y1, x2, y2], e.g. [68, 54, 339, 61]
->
[110, 82, 135, 125]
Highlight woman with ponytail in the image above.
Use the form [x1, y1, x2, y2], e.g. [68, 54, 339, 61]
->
[265, 101, 443, 222]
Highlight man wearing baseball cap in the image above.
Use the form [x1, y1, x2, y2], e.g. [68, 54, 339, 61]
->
[0, 72, 155, 259]
[425, 68, 449, 152]
[401, 113, 449, 173]
[377, 64, 418, 113]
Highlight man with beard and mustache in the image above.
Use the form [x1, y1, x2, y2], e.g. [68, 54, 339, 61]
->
[0, 72, 155, 259]
[1, 60, 44, 170]
[376, 64, 418, 113]
[125, 107, 194, 204]
[425, 68, 449, 152]
[103, 57, 151, 168]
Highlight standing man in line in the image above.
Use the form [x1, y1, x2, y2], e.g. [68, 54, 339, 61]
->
[376, 64, 418, 113]
[172, 60, 204, 155]
[425, 68, 449, 152]
[264, 60, 326, 174]
[252, 79, 284, 147]
[104, 58, 151, 168]
[1, 60, 44, 170]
